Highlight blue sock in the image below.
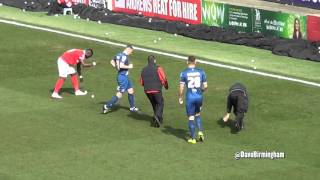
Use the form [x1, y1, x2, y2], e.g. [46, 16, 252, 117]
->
[106, 96, 118, 108]
[188, 120, 196, 139]
[128, 93, 135, 108]
[195, 116, 203, 132]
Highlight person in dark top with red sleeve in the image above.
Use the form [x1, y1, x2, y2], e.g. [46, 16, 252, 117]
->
[140, 55, 169, 128]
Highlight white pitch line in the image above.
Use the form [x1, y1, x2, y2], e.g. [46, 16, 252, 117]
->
[1, 19, 320, 88]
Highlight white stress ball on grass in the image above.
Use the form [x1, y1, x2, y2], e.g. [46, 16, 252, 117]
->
[0, 3, 3, 6]
[153, 40, 157, 43]
[91, 94, 95, 99]
[105, 32, 109, 35]
[92, 61, 97, 66]
[253, 67, 257, 70]
[22, 9, 26, 12]
[86, 18, 89, 21]
[158, 37, 162, 41]
[174, 33, 178, 37]
[98, 20, 101, 24]
[251, 59, 255, 63]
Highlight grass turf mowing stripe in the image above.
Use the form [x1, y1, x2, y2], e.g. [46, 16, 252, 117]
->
[1, 19, 319, 88]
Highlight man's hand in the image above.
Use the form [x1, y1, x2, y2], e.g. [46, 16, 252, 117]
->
[164, 82, 169, 90]
[178, 97, 183, 105]
[128, 64, 133, 69]
[223, 113, 230, 122]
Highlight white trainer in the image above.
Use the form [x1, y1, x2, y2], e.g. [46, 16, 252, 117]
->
[75, 90, 88, 96]
[130, 107, 139, 112]
[51, 92, 62, 99]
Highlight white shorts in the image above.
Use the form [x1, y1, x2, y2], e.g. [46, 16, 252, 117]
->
[57, 58, 76, 78]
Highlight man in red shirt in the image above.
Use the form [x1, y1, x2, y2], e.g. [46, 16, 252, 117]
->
[51, 48, 93, 99]
[140, 55, 169, 127]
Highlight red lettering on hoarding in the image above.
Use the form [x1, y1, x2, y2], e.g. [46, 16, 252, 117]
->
[112, 0, 201, 24]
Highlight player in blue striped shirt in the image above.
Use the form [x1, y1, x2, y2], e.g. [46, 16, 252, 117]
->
[103, 45, 139, 113]
[179, 56, 208, 144]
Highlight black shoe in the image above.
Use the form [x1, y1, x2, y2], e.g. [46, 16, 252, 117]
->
[235, 123, 241, 132]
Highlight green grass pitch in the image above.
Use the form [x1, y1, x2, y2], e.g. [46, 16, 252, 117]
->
[0, 22, 320, 180]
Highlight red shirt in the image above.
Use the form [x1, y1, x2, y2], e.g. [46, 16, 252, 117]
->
[61, 49, 85, 65]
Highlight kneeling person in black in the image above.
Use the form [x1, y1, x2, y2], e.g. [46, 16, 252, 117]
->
[140, 55, 169, 127]
[223, 82, 249, 131]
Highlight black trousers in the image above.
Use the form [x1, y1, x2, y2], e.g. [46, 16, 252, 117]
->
[146, 92, 164, 123]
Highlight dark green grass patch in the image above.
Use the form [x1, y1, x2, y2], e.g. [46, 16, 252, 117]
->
[0, 23, 319, 180]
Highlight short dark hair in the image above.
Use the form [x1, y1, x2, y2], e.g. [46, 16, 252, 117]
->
[188, 56, 196, 63]
[126, 44, 134, 49]
[148, 55, 156, 62]
[85, 48, 93, 58]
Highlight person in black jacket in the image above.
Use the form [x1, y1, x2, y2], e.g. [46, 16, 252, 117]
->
[223, 82, 249, 132]
[140, 55, 169, 127]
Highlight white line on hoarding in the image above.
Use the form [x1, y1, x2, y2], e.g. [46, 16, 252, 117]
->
[1, 19, 319, 88]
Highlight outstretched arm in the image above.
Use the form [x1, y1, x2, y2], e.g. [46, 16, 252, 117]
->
[178, 83, 184, 104]
[80, 59, 92, 67]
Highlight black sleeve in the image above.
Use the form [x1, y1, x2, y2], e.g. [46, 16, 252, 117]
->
[76, 62, 82, 76]
[227, 94, 232, 113]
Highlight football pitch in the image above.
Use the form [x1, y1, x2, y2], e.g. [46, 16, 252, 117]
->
[0, 22, 320, 180]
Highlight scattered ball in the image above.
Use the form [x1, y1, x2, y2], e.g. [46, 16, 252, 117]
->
[251, 59, 255, 63]
[86, 18, 89, 21]
[158, 37, 162, 41]
[253, 67, 257, 70]
[98, 20, 101, 24]
[104, 13, 108, 16]
[92, 61, 97, 66]
[153, 40, 157, 43]
[105, 32, 109, 35]
[54, 14, 59, 17]
[91, 94, 95, 99]
[186, 24, 189, 27]
[22, 9, 26, 12]
[0, 3, 3, 6]
[73, 15, 77, 19]
[24, 1, 27, 4]
[174, 33, 178, 37]
[48, 2, 51, 5]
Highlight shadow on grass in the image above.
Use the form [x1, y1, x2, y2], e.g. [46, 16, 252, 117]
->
[216, 118, 239, 134]
[98, 102, 153, 123]
[161, 125, 188, 141]
[49, 88, 74, 95]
